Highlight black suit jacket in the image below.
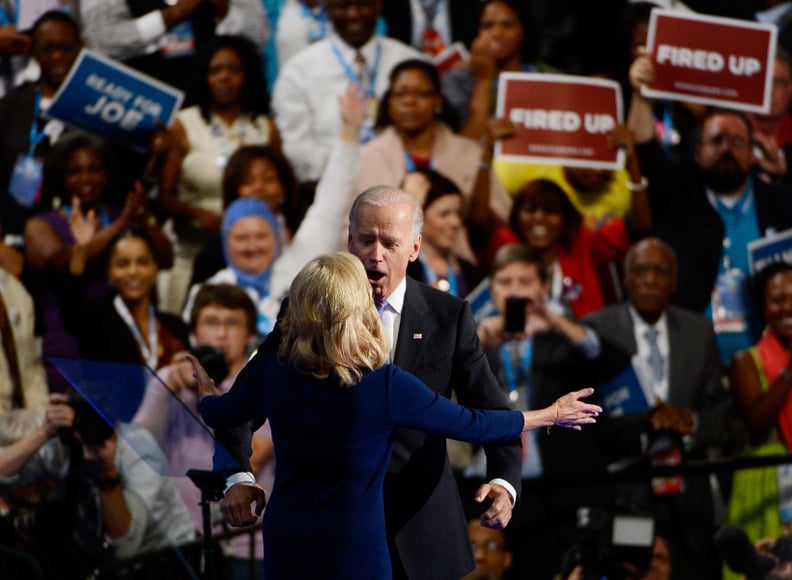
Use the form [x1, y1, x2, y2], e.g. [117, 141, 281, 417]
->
[637, 140, 792, 313]
[381, 0, 483, 51]
[218, 277, 522, 580]
[584, 303, 734, 560]
[0, 83, 57, 238]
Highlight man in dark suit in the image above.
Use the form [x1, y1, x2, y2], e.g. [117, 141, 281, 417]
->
[0, 11, 81, 245]
[628, 52, 792, 365]
[584, 237, 734, 579]
[218, 185, 522, 579]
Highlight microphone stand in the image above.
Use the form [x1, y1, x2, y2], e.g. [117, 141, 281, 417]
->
[186, 469, 227, 580]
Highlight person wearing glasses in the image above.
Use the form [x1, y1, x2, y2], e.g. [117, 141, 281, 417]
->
[628, 49, 792, 365]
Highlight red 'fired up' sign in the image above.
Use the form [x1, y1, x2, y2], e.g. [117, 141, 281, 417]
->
[495, 73, 624, 170]
[642, 10, 776, 113]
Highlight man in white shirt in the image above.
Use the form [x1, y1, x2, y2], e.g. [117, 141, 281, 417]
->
[80, 0, 267, 95]
[271, 0, 422, 182]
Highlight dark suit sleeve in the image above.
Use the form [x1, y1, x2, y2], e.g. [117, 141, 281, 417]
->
[450, 301, 523, 494]
[690, 321, 733, 451]
[211, 300, 286, 474]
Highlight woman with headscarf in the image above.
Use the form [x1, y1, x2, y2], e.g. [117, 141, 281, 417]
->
[180, 84, 366, 337]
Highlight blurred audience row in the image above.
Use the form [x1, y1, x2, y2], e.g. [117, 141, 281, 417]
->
[3, 1, 792, 579]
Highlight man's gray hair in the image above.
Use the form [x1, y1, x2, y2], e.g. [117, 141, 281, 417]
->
[349, 185, 424, 240]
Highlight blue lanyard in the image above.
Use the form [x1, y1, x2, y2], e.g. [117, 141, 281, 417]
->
[300, 2, 327, 41]
[28, 90, 49, 156]
[62, 204, 112, 228]
[0, 0, 16, 25]
[661, 100, 674, 149]
[499, 338, 534, 395]
[713, 181, 754, 271]
[330, 39, 381, 98]
[417, 251, 457, 295]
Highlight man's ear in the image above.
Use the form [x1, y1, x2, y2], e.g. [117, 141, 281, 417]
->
[409, 234, 422, 261]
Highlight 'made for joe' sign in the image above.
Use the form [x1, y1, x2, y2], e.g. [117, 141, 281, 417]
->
[48, 49, 184, 151]
[643, 10, 776, 113]
[495, 73, 624, 170]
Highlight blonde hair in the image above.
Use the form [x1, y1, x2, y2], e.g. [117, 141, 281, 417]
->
[279, 252, 389, 386]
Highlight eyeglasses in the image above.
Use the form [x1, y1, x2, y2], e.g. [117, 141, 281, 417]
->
[701, 133, 749, 150]
[197, 317, 247, 331]
[471, 541, 505, 553]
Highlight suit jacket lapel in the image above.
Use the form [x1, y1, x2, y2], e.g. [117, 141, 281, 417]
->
[665, 309, 684, 405]
[616, 304, 639, 355]
[394, 278, 428, 369]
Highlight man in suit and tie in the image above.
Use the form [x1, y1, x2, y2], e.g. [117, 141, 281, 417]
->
[584, 237, 733, 579]
[218, 185, 522, 579]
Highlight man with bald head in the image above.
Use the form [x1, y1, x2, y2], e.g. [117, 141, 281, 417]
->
[584, 237, 732, 579]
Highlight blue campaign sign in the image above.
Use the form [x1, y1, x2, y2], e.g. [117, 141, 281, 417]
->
[47, 49, 184, 151]
[748, 228, 792, 275]
[598, 364, 650, 418]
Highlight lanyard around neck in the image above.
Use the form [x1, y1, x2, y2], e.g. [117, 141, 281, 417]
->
[499, 338, 534, 395]
[330, 39, 381, 98]
[113, 295, 159, 369]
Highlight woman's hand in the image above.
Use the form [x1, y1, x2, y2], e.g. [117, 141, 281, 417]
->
[468, 34, 497, 81]
[185, 353, 221, 400]
[338, 82, 367, 143]
[607, 125, 637, 159]
[68, 196, 98, 246]
[629, 48, 654, 93]
[547, 387, 602, 431]
[120, 181, 149, 226]
[753, 132, 788, 179]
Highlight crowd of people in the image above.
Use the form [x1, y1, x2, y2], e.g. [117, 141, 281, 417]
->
[3, 1, 792, 579]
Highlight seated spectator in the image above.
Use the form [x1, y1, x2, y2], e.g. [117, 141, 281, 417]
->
[64, 229, 186, 369]
[190, 144, 300, 286]
[271, 0, 421, 182]
[728, 261, 792, 567]
[134, 283, 273, 579]
[181, 83, 366, 337]
[401, 168, 484, 297]
[0, 10, 81, 250]
[157, 35, 279, 314]
[0, 394, 195, 568]
[442, 0, 553, 140]
[585, 238, 729, 579]
[354, 58, 512, 263]
[628, 50, 792, 364]
[23, 133, 172, 391]
[0, 267, 48, 414]
[464, 518, 513, 580]
[80, 0, 267, 98]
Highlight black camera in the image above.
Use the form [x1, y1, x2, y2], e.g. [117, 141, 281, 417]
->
[191, 344, 228, 384]
[66, 394, 115, 446]
[562, 506, 655, 580]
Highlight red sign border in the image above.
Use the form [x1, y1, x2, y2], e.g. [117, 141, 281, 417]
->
[494, 73, 625, 170]
[641, 9, 777, 113]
